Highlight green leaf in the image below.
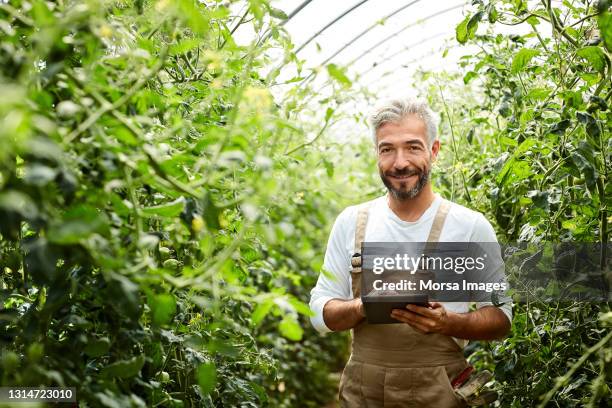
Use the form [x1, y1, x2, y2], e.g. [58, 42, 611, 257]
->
[23, 164, 57, 186]
[200, 193, 221, 231]
[176, 0, 211, 35]
[467, 12, 483, 39]
[279, 315, 303, 341]
[21, 137, 63, 162]
[513, 0, 528, 14]
[463, 71, 478, 84]
[487, 5, 499, 23]
[597, 12, 612, 52]
[576, 112, 601, 139]
[24, 238, 58, 284]
[576, 46, 607, 73]
[141, 197, 186, 218]
[560, 90, 584, 109]
[197, 362, 217, 394]
[496, 139, 536, 185]
[466, 128, 475, 144]
[31, 0, 55, 26]
[549, 119, 571, 135]
[149, 293, 176, 326]
[456, 12, 482, 44]
[94, 391, 124, 408]
[598, 0, 612, 13]
[251, 299, 274, 325]
[288, 297, 314, 317]
[526, 87, 551, 101]
[599, 311, 612, 325]
[84, 337, 111, 357]
[48, 206, 108, 244]
[511, 48, 540, 73]
[456, 15, 470, 44]
[0, 190, 38, 219]
[269, 7, 288, 20]
[106, 272, 141, 320]
[101, 355, 145, 379]
[170, 38, 203, 55]
[323, 158, 334, 178]
[326, 64, 351, 87]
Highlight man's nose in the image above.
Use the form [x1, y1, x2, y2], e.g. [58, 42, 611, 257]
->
[393, 150, 411, 169]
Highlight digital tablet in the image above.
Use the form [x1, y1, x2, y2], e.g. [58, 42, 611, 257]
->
[362, 294, 429, 324]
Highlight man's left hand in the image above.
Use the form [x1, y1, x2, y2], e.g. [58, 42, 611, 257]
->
[391, 302, 454, 335]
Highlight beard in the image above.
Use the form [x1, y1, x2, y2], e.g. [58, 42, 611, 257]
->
[379, 164, 430, 201]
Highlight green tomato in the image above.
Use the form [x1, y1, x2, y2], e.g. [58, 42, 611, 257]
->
[163, 259, 180, 270]
[157, 371, 171, 383]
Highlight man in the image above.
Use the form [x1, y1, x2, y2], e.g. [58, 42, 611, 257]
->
[309, 98, 512, 407]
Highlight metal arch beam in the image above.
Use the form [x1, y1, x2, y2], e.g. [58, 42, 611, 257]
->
[363, 43, 462, 90]
[284, 0, 314, 25]
[318, 0, 425, 67]
[295, 0, 371, 54]
[292, 0, 467, 97]
[356, 31, 448, 78]
[298, 36, 449, 105]
[346, 3, 464, 67]
[258, 0, 314, 46]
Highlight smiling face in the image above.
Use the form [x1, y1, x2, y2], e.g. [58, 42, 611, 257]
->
[376, 114, 440, 201]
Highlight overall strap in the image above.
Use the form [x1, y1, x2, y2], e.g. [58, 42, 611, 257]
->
[424, 199, 451, 254]
[353, 204, 371, 263]
[351, 202, 372, 298]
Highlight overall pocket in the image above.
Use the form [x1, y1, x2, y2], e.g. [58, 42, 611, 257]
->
[439, 362, 470, 408]
[339, 358, 364, 407]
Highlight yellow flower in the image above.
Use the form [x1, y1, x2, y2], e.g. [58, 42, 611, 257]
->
[98, 25, 113, 39]
[242, 86, 272, 112]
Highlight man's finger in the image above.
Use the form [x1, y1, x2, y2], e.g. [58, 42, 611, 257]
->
[428, 301, 443, 309]
[392, 314, 430, 333]
[406, 304, 439, 318]
[391, 309, 433, 328]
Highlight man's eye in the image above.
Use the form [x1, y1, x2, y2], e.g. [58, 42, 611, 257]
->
[380, 148, 391, 153]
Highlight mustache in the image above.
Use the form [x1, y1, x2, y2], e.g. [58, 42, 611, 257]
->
[384, 168, 422, 177]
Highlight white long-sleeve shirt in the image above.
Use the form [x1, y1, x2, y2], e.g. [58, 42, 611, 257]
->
[309, 194, 513, 335]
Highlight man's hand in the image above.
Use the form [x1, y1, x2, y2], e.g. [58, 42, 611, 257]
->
[391, 302, 451, 334]
[391, 302, 511, 340]
[322, 298, 366, 332]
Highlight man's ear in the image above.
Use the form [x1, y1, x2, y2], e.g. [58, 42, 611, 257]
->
[430, 139, 440, 161]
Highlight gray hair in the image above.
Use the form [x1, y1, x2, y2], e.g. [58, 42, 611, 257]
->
[368, 98, 439, 147]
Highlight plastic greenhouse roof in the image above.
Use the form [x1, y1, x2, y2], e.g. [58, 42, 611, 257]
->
[272, 0, 470, 95]
[233, 0, 537, 140]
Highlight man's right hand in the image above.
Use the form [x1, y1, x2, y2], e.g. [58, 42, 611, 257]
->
[322, 298, 366, 331]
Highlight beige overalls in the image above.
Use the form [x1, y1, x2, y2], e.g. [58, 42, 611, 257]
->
[339, 199, 469, 408]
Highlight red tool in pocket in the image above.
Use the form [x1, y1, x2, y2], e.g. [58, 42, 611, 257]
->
[451, 366, 498, 406]
[451, 365, 474, 389]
